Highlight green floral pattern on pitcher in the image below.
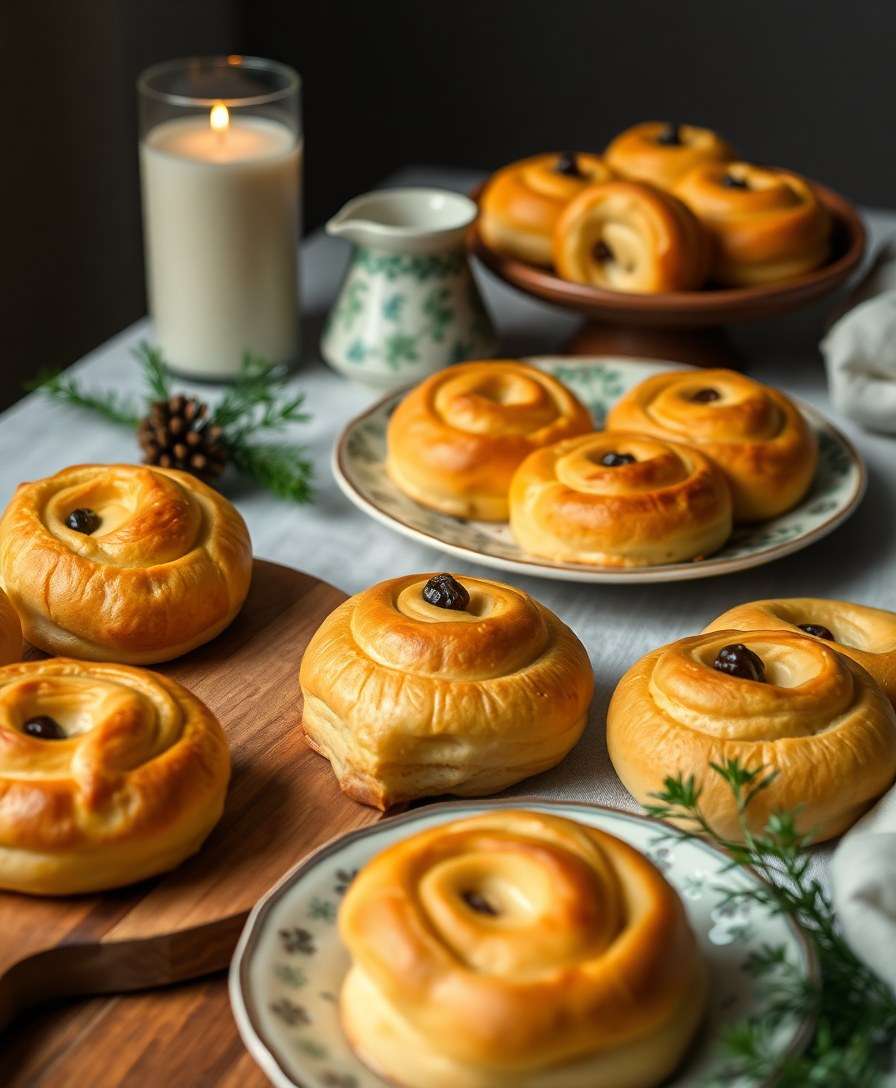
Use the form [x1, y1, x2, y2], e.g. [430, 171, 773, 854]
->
[322, 244, 496, 387]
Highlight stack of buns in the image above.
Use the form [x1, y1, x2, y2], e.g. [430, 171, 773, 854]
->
[386, 359, 818, 568]
[479, 123, 832, 292]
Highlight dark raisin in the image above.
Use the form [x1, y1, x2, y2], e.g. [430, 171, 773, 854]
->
[799, 623, 834, 641]
[656, 122, 682, 146]
[592, 240, 615, 264]
[461, 890, 498, 916]
[65, 508, 101, 534]
[554, 151, 583, 177]
[721, 174, 749, 189]
[691, 388, 721, 403]
[422, 573, 470, 611]
[600, 451, 637, 467]
[713, 643, 766, 683]
[23, 715, 66, 740]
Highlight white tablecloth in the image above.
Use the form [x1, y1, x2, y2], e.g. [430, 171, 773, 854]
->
[2, 167, 895, 873]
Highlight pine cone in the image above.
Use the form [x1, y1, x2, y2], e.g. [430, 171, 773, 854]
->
[137, 394, 228, 481]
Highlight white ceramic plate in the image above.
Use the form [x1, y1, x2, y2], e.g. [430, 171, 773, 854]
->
[230, 799, 817, 1088]
[332, 357, 865, 584]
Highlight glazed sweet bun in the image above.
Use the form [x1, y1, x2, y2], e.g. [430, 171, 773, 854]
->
[608, 630, 896, 843]
[386, 361, 593, 520]
[605, 121, 734, 192]
[705, 599, 896, 706]
[675, 162, 831, 285]
[299, 573, 594, 809]
[0, 657, 230, 894]
[0, 589, 22, 666]
[509, 430, 731, 566]
[606, 369, 817, 521]
[0, 463, 252, 663]
[479, 152, 615, 266]
[553, 180, 710, 293]
[339, 809, 706, 1088]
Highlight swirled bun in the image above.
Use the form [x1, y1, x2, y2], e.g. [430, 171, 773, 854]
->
[704, 599, 896, 706]
[0, 463, 252, 663]
[509, 431, 731, 566]
[0, 589, 22, 666]
[0, 657, 229, 894]
[386, 361, 593, 520]
[675, 163, 831, 285]
[479, 152, 615, 266]
[339, 809, 706, 1088]
[606, 369, 817, 521]
[554, 181, 710, 292]
[299, 574, 593, 809]
[608, 630, 896, 843]
[605, 122, 733, 192]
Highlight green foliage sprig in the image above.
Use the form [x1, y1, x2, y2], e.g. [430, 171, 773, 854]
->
[30, 343, 313, 503]
[647, 761, 896, 1086]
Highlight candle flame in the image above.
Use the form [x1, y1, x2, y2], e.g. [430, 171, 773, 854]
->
[209, 103, 230, 133]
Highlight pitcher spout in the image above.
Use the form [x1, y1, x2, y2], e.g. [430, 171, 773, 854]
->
[325, 187, 477, 255]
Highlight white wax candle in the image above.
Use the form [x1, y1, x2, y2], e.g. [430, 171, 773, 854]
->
[140, 112, 301, 378]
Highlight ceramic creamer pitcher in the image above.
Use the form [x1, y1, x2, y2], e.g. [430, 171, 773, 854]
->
[321, 188, 496, 387]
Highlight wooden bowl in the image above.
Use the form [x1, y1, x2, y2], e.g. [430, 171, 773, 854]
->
[468, 181, 866, 330]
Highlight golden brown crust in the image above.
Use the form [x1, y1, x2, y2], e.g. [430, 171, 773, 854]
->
[509, 430, 731, 566]
[0, 657, 230, 894]
[675, 162, 830, 285]
[553, 181, 710, 292]
[704, 599, 896, 706]
[339, 809, 706, 1088]
[0, 589, 22, 666]
[386, 361, 593, 521]
[607, 630, 896, 843]
[299, 574, 594, 809]
[0, 463, 252, 663]
[605, 122, 733, 192]
[606, 369, 817, 521]
[479, 153, 615, 266]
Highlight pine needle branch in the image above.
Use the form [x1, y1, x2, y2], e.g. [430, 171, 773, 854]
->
[647, 760, 896, 1085]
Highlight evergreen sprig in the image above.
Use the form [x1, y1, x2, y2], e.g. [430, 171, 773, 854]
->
[646, 760, 896, 1086]
[30, 343, 314, 503]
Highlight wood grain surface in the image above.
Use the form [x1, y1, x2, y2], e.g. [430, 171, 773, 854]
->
[5, 975, 266, 1088]
[0, 559, 378, 1037]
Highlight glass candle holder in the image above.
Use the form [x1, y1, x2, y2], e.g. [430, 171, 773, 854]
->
[138, 56, 302, 380]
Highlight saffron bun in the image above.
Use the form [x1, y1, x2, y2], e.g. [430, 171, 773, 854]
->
[0, 463, 252, 663]
[509, 430, 731, 566]
[704, 599, 896, 706]
[605, 368, 817, 521]
[605, 121, 733, 192]
[338, 809, 707, 1088]
[386, 361, 593, 521]
[0, 589, 22, 666]
[299, 574, 594, 809]
[607, 630, 896, 843]
[553, 180, 710, 293]
[675, 162, 831, 285]
[479, 152, 615, 266]
[0, 657, 230, 895]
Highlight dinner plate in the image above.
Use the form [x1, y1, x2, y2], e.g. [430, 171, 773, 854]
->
[230, 799, 817, 1088]
[332, 357, 865, 584]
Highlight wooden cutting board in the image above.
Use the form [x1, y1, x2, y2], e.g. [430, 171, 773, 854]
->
[0, 559, 379, 1029]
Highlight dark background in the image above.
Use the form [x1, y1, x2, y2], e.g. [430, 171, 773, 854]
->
[2, 0, 893, 408]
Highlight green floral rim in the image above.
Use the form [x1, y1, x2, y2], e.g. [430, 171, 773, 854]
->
[229, 798, 819, 1088]
[332, 357, 867, 585]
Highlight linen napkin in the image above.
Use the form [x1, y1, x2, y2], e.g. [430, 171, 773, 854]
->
[831, 785, 896, 992]
[822, 239, 896, 434]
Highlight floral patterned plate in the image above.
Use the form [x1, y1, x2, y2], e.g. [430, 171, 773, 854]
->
[230, 799, 817, 1088]
[332, 357, 865, 584]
